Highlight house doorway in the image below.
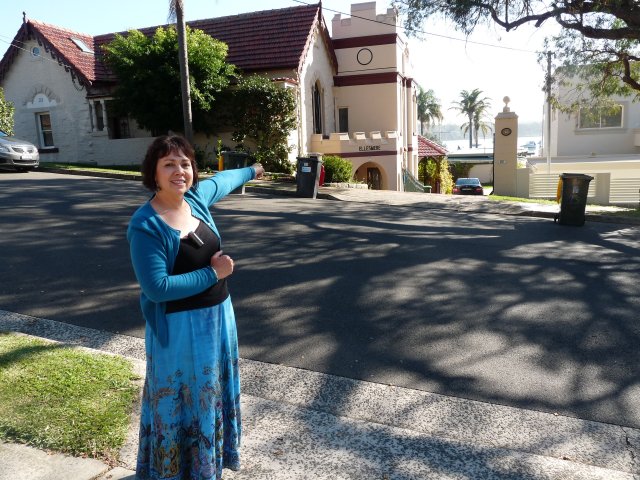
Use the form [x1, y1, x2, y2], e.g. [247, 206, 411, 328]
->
[367, 167, 382, 190]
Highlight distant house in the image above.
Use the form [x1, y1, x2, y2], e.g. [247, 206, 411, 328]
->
[546, 86, 640, 157]
[0, 2, 421, 191]
[528, 79, 640, 205]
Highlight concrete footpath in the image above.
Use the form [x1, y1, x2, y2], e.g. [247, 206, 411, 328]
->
[1, 310, 639, 480]
[1, 177, 639, 479]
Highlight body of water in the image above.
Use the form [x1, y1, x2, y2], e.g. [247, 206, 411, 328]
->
[442, 136, 542, 155]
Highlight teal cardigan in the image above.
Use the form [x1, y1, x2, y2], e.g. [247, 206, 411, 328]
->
[127, 167, 256, 346]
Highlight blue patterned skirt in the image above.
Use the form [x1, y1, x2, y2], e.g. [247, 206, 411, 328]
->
[136, 297, 241, 480]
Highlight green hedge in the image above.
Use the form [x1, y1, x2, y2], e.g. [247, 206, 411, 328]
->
[322, 155, 353, 183]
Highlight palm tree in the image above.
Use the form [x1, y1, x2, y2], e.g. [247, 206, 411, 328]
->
[472, 108, 493, 147]
[450, 88, 491, 148]
[417, 87, 443, 136]
[169, 0, 193, 142]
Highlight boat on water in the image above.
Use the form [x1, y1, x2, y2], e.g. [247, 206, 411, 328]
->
[519, 140, 540, 156]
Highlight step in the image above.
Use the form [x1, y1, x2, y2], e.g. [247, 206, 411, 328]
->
[240, 358, 640, 477]
[228, 393, 637, 479]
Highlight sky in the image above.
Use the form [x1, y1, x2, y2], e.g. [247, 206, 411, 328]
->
[0, 0, 558, 126]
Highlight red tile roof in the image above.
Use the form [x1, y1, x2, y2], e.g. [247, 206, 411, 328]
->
[94, 4, 330, 76]
[418, 135, 448, 157]
[192, 4, 336, 73]
[0, 3, 335, 87]
[36, 20, 112, 84]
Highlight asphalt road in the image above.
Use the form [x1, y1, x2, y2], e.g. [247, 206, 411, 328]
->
[2, 171, 640, 430]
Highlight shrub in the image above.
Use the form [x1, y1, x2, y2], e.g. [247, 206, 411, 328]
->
[230, 75, 297, 174]
[322, 155, 352, 183]
[420, 157, 454, 194]
[0, 88, 14, 135]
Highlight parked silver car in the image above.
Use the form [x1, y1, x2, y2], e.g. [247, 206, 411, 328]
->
[0, 130, 40, 171]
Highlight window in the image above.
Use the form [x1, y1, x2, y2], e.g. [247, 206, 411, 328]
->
[107, 101, 131, 139]
[36, 113, 55, 148]
[578, 105, 623, 129]
[312, 81, 323, 135]
[70, 37, 94, 54]
[94, 101, 105, 131]
[338, 107, 349, 133]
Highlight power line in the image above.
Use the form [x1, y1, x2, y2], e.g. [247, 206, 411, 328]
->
[0, 33, 81, 72]
[0, 1, 539, 75]
[292, 0, 538, 54]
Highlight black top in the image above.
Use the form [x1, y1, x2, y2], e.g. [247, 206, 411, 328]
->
[166, 221, 229, 313]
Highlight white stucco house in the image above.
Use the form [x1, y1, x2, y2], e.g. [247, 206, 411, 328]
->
[310, 3, 419, 191]
[545, 86, 640, 157]
[0, 2, 421, 191]
[525, 79, 640, 205]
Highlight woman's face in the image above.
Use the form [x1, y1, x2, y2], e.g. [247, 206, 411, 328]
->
[155, 149, 193, 195]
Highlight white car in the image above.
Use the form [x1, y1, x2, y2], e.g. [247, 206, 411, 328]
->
[0, 130, 40, 171]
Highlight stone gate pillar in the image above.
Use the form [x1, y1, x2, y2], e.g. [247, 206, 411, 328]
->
[493, 96, 518, 196]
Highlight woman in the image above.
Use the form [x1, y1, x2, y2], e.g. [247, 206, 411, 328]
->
[128, 135, 264, 479]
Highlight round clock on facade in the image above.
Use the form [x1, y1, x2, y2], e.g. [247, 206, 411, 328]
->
[356, 48, 373, 65]
[501, 127, 512, 136]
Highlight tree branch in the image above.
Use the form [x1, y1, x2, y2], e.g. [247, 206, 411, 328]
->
[621, 55, 640, 91]
[465, 1, 640, 37]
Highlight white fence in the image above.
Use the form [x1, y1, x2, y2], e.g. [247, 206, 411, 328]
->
[520, 170, 640, 206]
[609, 178, 640, 205]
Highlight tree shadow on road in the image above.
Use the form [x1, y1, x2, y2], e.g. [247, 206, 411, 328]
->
[2, 176, 638, 477]
[0, 176, 147, 336]
[220, 196, 640, 426]
[220, 194, 640, 475]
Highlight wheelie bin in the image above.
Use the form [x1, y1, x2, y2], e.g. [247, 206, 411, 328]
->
[554, 173, 593, 226]
[221, 151, 249, 194]
[296, 155, 323, 198]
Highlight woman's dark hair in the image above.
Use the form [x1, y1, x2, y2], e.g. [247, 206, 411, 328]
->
[141, 135, 198, 191]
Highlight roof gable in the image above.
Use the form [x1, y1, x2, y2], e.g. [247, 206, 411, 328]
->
[0, 20, 104, 86]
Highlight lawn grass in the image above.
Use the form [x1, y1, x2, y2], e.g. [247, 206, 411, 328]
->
[482, 185, 555, 204]
[42, 162, 141, 175]
[483, 185, 640, 215]
[488, 194, 558, 204]
[0, 333, 139, 463]
[604, 208, 640, 218]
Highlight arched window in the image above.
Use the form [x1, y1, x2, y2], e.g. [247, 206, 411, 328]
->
[312, 81, 323, 135]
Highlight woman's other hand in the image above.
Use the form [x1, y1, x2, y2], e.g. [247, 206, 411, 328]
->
[211, 250, 234, 279]
[252, 163, 265, 179]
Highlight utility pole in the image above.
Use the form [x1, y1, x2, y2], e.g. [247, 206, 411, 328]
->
[174, 0, 193, 143]
[546, 51, 552, 174]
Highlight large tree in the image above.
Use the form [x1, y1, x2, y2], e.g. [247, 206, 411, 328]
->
[450, 88, 491, 148]
[103, 26, 235, 136]
[417, 87, 443, 135]
[0, 88, 14, 135]
[394, 1, 640, 107]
